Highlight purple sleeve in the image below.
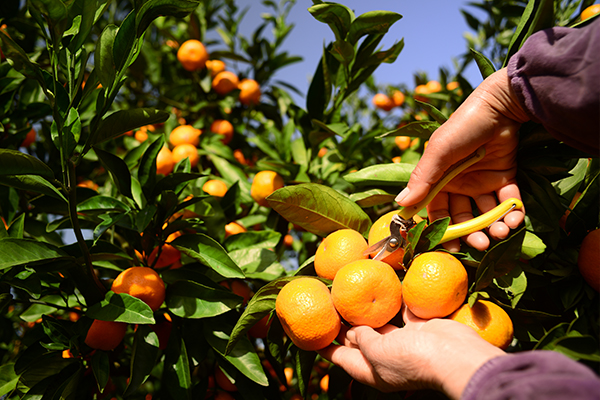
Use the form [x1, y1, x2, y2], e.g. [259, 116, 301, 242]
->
[507, 18, 600, 156]
[461, 351, 600, 400]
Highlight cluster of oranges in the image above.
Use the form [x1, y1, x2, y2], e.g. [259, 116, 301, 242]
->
[372, 90, 405, 112]
[275, 210, 517, 352]
[372, 80, 462, 112]
[176, 39, 261, 106]
[84, 266, 167, 351]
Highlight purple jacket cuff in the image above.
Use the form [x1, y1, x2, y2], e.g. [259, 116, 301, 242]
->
[507, 18, 600, 156]
[462, 351, 600, 400]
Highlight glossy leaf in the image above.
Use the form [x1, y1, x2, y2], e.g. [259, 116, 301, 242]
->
[124, 325, 160, 396]
[229, 248, 286, 281]
[349, 188, 396, 207]
[94, 148, 133, 199]
[92, 108, 169, 147]
[162, 335, 192, 400]
[166, 280, 241, 319]
[135, 0, 200, 36]
[138, 136, 164, 200]
[267, 183, 371, 237]
[205, 321, 269, 386]
[96, 24, 118, 89]
[308, 3, 354, 41]
[91, 351, 110, 394]
[0, 31, 47, 92]
[0, 149, 55, 180]
[296, 348, 318, 398]
[0, 238, 73, 270]
[66, 0, 97, 51]
[113, 11, 136, 72]
[470, 48, 496, 79]
[503, 0, 554, 67]
[0, 363, 19, 397]
[520, 231, 546, 260]
[494, 265, 527, 308]
[379, 120, 440, 139]
[344, 163, 414, 187]
[86, 291, 155, 324]
[347, 10, 402, 45]
[413, 100, 448, 124]
[224, 231, 282, 252]
[474, 227, 526, 292]
[171, 233, 245, 279]
[152, 172, 204, 198]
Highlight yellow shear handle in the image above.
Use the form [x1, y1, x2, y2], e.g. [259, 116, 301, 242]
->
[398, 147, 486, 220]
[440, 198, 523, 243]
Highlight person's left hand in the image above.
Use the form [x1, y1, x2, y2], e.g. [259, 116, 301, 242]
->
[318, 307, 506, 400]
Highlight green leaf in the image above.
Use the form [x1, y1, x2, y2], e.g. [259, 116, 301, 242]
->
[347, 10, 402, 45]
[311, 120, 349, 138]
[166, 280, 241, 319]
[470, 48, 496, 79]
[229, 248, 286, 281]
[503, 0, 554, 67]
[494, 265, 527, 308]
[266, 183, 371, 237]
[77, 195, 130, 212]
[520, 230, 546, 260]
[0, 238, 73, 270]
[152, 172, 205, 198]
[29, 0, 67, 27]
[379, 120, 440, 139]
[95, 148, 133, 199]
[552, 336, 600, 362]
[92, 108, 169, 147]
[96, 24, 118, 89]
[224, 231, 282, 252]
[350, 189, 396, 208]
[0, 31, 48, 93]
[308, 3, 354, 41]
[226, 277, 295, 355]
[205, 322, 269, 386]
[67, 0, 97, 51]
[295, 348, 318, 398]
[135, 0, 200, 36]
[86, 291, 155, 324]
[0, 363, 19, 397]
[113, 11, 136, 72]
[474, 227, 526, 291]
[0, 148, 55, 180]
[162, 335, 192, 400]
[171, 233, 245, 279]
[124, 325, 160, 396]
[413, 100, 448, 124]
[329, 40, 354, 65]
[91, 351, 110, 394]
[138, 136, 164, 200]
[344, 163, 414, 187]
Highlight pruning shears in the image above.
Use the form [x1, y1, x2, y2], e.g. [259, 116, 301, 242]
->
[365, 147, 523, 263]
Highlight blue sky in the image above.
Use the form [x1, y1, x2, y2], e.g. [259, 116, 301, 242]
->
[226, 0, 486, 103]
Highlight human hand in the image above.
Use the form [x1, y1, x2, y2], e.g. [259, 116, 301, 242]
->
[395, 69, 530, 251]
[318, 307, 506, 400]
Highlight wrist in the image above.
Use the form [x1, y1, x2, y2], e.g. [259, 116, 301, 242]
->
[433, 345, 506, 400]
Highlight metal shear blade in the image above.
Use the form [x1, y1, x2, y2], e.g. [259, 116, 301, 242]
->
[364, 214, 406, 260]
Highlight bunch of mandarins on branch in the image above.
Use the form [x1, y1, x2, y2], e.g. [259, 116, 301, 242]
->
[274, 213, 515, 352]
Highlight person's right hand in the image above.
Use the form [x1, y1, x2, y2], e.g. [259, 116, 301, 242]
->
[395, 68, 530, 252]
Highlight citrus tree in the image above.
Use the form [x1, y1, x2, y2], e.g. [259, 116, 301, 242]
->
[0, 0, 598, 399]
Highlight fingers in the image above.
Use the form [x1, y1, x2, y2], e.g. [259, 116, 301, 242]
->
[317, 344, 379, 387]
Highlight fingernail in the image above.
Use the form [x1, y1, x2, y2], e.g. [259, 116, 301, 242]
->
[395, 187, 410, 204]
[346, 329, 357, 345]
